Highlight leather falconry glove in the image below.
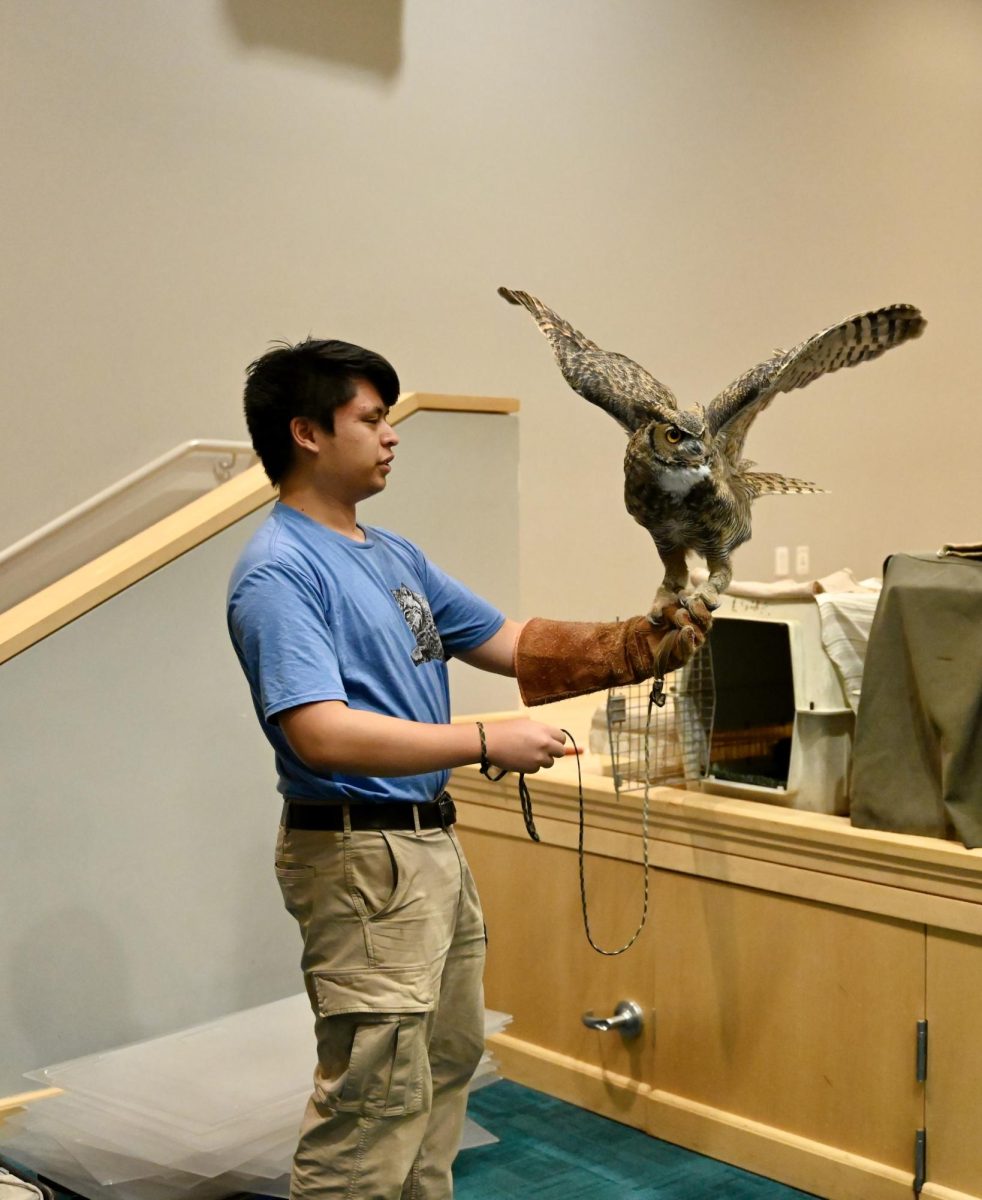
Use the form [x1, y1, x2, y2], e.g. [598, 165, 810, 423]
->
[513, 601, 712, 707]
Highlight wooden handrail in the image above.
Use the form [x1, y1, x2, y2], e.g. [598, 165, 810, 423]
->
[0, 393, 518, 666]
[0, 1086, 62, 1126]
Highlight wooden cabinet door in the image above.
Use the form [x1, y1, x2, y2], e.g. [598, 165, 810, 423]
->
[460, 825, 654, 1125]
[651, 871, 924, 1171]
[924, 929, 982, 1199]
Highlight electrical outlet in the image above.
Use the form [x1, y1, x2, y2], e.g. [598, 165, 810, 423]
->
[795, 545, 810, 576]
[774, 546, 789, 576]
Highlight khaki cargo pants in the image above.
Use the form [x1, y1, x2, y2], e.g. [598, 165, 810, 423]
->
[275, 813, 487, 1200]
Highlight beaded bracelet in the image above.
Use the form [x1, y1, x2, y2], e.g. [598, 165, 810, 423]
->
[476, 721, 490, 773]
[476, 720, 507, 782]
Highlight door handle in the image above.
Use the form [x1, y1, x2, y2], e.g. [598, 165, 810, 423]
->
[581, 1000, 644, 1038]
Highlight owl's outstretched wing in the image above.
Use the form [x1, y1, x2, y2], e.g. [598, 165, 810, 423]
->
[498, 287, 679, 433]
[707, 304, 926, 465]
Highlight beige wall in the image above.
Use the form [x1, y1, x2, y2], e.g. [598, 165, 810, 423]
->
[2, 0, 980, 620]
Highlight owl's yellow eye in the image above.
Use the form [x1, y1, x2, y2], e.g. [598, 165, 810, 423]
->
[665, 426, 683, 444]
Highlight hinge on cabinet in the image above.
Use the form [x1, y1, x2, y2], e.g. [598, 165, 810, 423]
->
[914, 1128, 926, 1195]
[916, 1019, 928, 1083]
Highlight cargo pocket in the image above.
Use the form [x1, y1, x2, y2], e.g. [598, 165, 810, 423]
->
[310, 966, 435, 1118]
[310, 964, 434, 1016]
[335, 1013, 429, 1116]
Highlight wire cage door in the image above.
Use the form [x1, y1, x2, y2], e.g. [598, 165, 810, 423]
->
[606, 644, 716, 794]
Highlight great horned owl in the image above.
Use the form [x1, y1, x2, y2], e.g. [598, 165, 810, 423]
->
[499, 287, 925, 614]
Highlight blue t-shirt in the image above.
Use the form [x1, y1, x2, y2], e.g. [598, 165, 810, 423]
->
[227, 502, 505, 804]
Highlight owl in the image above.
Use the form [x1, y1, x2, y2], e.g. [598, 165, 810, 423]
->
[499, 286, 925, 615]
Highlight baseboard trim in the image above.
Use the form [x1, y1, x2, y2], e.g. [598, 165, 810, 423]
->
[489, 1032, 650, 1131]
[921, 1184, 982, 1200]
[489, 1032, 917, 1200]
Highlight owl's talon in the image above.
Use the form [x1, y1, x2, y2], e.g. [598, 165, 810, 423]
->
[687, 590, 721, 614]
[683, 578, 720, 608]
[681, 594, 715, 627]
[649, 584, 690, 622]
[648, 599, 684, 626]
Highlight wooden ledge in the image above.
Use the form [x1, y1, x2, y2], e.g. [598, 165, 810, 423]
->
[0, 1086, 62, 1127]
[0, 393, 518, 666]
[450, 703, 982, 935]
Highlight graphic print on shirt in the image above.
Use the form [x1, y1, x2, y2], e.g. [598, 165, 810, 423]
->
[391, 584, 446, 665]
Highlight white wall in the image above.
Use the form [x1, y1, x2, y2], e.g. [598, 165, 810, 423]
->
[0, 513, 297, 1095]
[2, 0, 980, 621]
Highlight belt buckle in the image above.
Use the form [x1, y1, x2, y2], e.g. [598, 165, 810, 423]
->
[437, 794, 456, 827]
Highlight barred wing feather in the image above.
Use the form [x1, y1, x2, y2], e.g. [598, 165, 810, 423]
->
[708, 304, 925, 466]
[498, 286, 679, 433]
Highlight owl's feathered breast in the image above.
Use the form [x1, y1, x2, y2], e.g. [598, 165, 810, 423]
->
[623, 439, 753, 555]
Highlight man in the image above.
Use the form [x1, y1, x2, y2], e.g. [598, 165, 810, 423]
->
[227, 337, 709, 1200]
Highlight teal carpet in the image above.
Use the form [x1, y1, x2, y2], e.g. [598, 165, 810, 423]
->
[8, 1080, 821, 1200]
[456, 1081, 821, 1200]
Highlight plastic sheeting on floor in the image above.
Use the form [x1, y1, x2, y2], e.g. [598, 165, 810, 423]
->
[3, 994, 512, 1200]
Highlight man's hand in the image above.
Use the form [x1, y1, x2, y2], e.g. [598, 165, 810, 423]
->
[482, 718, 567, 774]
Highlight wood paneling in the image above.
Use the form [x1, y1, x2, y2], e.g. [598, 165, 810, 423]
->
[451, 749, 982, 1200]
[925, 929, 982, 1196]
[460, 826, 654, 1104]
[651, 872, 924, 1167]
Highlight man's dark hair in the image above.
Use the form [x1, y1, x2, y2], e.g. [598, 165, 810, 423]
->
[243, 338, 401, 485]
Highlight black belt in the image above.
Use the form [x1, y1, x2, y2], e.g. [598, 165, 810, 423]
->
[281, 793, 456, 832]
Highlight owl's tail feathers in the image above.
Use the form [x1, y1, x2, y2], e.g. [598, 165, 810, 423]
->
[745, 471, 827, 497]
[497, 286, 599, 352]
